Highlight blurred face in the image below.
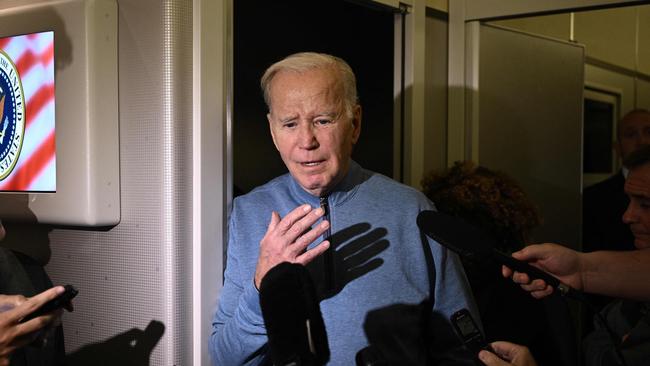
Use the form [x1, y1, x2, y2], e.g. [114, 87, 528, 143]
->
[617, 112, 650, 161]
[623, 163, 650, 249]
[267, 68, 361, 197]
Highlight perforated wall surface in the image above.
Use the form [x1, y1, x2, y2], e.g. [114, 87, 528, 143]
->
[45, 0, 194, 364]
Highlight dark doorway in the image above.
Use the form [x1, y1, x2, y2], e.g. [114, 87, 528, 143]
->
[233, 0, 395, 195]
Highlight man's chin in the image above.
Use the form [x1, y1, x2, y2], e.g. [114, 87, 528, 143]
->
[633, 238, 650, 250]
[295, 177, 333, 197]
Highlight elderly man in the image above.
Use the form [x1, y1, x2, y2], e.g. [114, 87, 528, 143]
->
[210, 52, 477, 365]
[483, 145, 650, 366]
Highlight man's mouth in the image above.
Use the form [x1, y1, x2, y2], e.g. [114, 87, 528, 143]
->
[300, 160, 324, 167]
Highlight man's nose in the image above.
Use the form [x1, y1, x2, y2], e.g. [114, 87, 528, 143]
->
[639, 134, 650, 147]
[298, 124, 318, 149]
[622, 201, 637, 225]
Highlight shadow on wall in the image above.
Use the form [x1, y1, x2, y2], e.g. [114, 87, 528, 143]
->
[66, 320, 165, 366]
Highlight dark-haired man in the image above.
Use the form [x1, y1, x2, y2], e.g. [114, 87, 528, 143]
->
[583, 109, 650, 253]
[488, 145, 650, 366]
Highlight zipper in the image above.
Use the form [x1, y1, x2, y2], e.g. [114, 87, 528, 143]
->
[319, 195, 334, 293]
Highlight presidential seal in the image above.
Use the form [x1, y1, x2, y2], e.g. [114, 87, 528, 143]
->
[0, 48, 25, 181]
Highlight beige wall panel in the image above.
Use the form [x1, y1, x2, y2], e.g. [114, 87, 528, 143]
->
[585, 64, 636, 115]
[574, 7, 637, 70]
[423, 12, 448, 177]
[638, 5, 650, 76]
[638, 79, 650, 109]
[491, 13, 572, 41]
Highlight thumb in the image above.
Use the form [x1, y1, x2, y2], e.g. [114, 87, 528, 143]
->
[478, 349, 510, 366]
[512, 245, 541, 261]
[266, 211, 280, 233]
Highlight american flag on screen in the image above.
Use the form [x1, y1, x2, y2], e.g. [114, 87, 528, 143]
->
[0, 31, 55, 192]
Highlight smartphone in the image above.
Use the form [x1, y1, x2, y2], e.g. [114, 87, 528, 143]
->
[20, 284, 78, 323]
[450, 308, 491, 355]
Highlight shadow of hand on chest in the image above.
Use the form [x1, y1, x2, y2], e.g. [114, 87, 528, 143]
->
[306, 222, 389, 301]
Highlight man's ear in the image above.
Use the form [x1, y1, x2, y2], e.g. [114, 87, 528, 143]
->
[351, 105, 362, 144]
[268, 113, 280, 151]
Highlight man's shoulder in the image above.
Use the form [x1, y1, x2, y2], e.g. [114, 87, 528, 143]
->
[233, 174, 291, 207]
[584, 172, 624, 197]
[364, 171, 431, 205]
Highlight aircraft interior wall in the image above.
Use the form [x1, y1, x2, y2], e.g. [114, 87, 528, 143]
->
[0, 1, 648, 365]
[43, 0, 194, 364]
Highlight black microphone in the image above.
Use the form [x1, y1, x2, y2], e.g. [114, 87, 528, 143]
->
[416, 210, 581, 300]
[259, 262, 330, 366]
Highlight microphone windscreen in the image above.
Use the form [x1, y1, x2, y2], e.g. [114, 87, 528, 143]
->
[417, 210, 561, 288]
[416, 210, 494, 258]
[259, 262, 330, 366]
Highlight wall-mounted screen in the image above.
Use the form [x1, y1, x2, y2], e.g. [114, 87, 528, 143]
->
[0, 31, 55, 192]
[0, 0, 119, 226]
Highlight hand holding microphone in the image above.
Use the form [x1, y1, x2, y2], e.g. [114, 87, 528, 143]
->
[501, 243, 584, 299]
[416, 211, 583, 300]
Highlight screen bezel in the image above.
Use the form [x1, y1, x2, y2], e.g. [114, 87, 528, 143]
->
[0, 0, 119, 226]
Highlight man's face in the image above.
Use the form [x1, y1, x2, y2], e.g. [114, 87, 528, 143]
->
[623, 162, 650, 249]
[267, 68, 361, 197]
[617, 112, 650, 161]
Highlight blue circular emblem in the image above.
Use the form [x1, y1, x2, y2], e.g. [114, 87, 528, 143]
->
[0, 49, 25, 181]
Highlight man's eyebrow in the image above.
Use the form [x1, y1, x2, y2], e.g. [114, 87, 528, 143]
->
[278, 115, 298, 123]
[315, 111, 339, 118]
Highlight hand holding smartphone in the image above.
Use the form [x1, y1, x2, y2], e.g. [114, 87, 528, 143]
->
[450, 308, 491, 355]
[20, 284, 78, 323]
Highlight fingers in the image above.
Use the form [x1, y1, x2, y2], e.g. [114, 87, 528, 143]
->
[276, 204, 314, 236]
[478, 349, 510, 366]
[283, 207, 326, 245]
[502, 265, 513, 278]
[488, 341, 537, 366]
[512, 243, 552, 262]
[531, 286, 554, 299]
[267, 205, 328, 253]
[256, 204, 330, 288]
[296, 240, 330, 265]
[503, 267, 554, 299]
[292, 219, 330, 254]
[266, 211, 281, 234]
[14, 309, 60, 338]
[489, 341, 519, 359]
[7, 286, 64, 323]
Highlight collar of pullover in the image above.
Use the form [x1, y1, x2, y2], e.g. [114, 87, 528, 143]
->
[288, 160, 365, 208]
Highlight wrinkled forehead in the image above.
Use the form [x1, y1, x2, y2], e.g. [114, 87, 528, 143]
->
[620, 112, 650, 131]
[269, 69, 345, 108]
[625, 163, 650, 198]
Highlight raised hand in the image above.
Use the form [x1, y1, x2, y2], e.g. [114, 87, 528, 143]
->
[254, 204, 330, 289]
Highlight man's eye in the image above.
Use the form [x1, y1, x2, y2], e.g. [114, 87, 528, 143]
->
[283, 122, 297, 128]
[315, 119, 332, 126]
[624, 130, 637, 138]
